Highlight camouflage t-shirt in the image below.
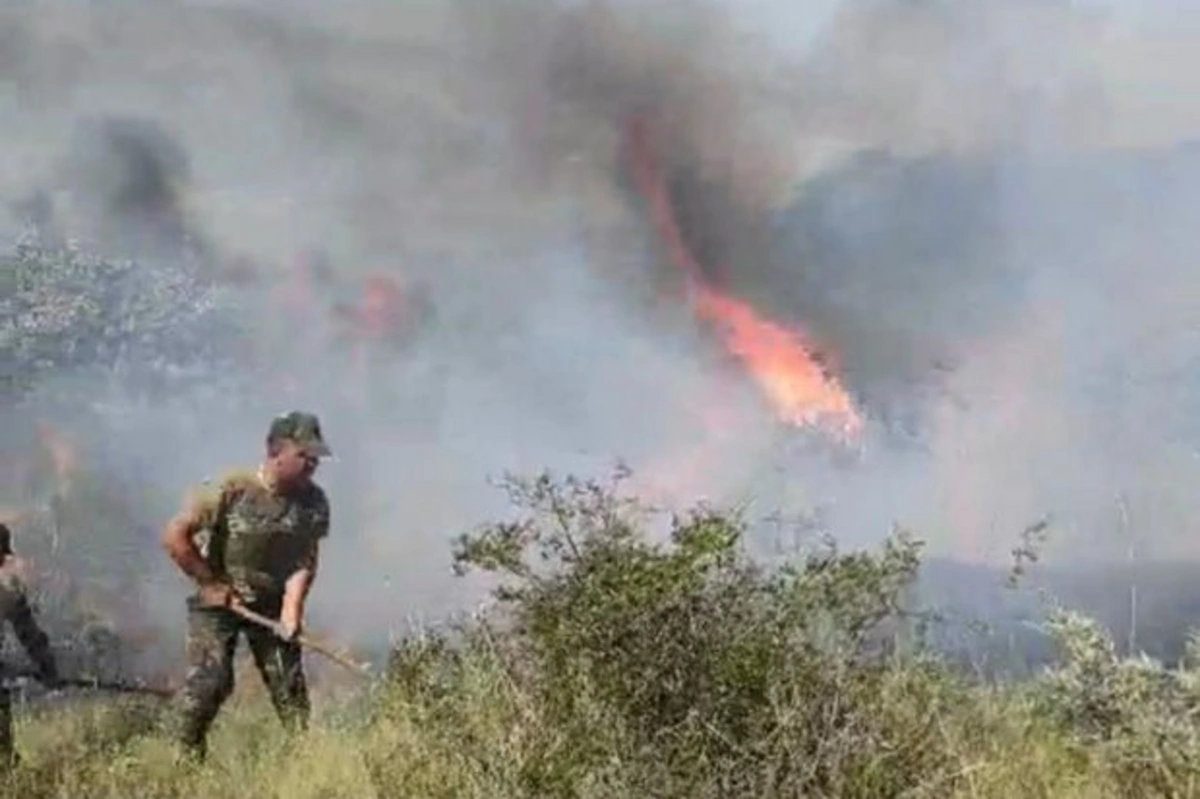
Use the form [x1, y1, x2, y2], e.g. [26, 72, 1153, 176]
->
[188, 470, 330, 606]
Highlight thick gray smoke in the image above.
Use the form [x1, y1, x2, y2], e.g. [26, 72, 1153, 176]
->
[3, 0, 1200, 677]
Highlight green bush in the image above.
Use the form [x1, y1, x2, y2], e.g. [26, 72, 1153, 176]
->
[1033, 608, 1200, 795]
[379, 470, 965, 796]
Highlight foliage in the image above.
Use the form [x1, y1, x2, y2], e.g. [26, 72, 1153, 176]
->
[1032, 608, 1200, 794]
[0, 238, 246, 402]
[444, 470, 935, 795]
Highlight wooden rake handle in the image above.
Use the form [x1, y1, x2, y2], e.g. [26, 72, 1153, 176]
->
[228, 603, 372, 677]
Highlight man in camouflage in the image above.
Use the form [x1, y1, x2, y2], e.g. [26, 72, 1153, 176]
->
[161, 412, 332, 758]
[0, 522, 61, 766]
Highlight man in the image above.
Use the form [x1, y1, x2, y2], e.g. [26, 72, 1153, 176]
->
[0, 522, 61, 767]
[161, 411, 332, 758]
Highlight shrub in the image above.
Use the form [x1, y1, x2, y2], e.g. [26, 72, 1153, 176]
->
[1034, 608, 1200, 795]
[374, 470, 970, 796]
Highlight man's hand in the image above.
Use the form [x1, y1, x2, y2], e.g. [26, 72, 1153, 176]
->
[196, 581, 237, 608]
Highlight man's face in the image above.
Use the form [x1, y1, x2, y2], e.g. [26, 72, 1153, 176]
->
[271, 439, 320, 487]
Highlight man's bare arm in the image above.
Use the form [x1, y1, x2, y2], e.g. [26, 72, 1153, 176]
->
[161, 504, 221, 585]
[161, 496, 238, 609]
[280, 541, 320, 636]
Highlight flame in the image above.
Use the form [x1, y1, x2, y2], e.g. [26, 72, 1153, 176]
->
[692, 286, 860, 436]
[623, 117, 862, 439]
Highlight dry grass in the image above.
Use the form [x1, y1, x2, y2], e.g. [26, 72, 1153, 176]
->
[0, 650, 1155, 799]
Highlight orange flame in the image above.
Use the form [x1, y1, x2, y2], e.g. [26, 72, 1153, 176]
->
[693, 286, 860, 436]
[624, 117, 862, 439]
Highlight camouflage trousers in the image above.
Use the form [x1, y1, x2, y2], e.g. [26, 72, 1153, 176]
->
[173, 599, 309, 757]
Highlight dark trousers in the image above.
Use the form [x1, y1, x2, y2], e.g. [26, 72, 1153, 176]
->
[0, 689, 13, 768]
[174, 599, 309, 757]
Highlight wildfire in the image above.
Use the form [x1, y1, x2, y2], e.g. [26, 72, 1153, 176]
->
[623, 117, 862, 440]
[692, 286, 860, 436]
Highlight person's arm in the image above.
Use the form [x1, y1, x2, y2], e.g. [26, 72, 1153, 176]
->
[279, 495, 329, 639]
[161, 485, 235, 606]
[279, 540, 320, 640]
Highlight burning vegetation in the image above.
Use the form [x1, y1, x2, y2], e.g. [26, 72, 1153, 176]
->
[623, 115, 862, 441]
[5, 0, 1200, 796]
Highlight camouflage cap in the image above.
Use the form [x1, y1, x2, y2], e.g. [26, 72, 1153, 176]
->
[267, 411, 332, 457]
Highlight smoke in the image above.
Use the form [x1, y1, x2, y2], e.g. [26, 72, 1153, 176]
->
[3, 0, 1200, 678]
[526, 0, 1200, 566]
